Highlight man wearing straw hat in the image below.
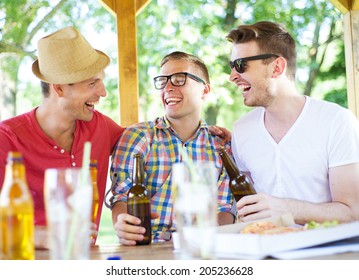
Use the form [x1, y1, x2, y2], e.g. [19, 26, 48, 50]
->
[0, 26, 125, 247]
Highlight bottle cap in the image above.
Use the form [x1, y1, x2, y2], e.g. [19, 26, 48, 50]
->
[107, 255, 122, 260]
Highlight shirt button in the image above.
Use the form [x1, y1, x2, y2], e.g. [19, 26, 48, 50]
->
[60, 149, 65, 153]
[72, 162, 76, 167]
[71, 155, 75, 159]
[53, 146, 57, 149]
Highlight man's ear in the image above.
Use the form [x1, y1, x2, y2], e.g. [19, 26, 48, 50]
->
[272, 57, 286, 78]
[202, 83, 211, 99]
[52, 84, 64, 97]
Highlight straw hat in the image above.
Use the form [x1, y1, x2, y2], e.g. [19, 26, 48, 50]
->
[32, 26, 110, 84]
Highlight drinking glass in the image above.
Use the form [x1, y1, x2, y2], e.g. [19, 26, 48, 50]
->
[44, 168, 92, 260]
[172, 161, 217, 259]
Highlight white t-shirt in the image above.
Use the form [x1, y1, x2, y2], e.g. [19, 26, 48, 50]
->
[232, 96, 359, 203]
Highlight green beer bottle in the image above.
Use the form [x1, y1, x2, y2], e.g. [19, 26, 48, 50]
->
[127, 153, 152, 245]
[219, 148, 256, 202]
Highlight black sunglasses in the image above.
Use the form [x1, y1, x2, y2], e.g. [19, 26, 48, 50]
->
[229, 54, 279, 74]
[153, 72, 206, 90]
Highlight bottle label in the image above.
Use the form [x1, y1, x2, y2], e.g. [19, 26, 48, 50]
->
[0, 207, 34, 260]
[127, 198, 152, 245]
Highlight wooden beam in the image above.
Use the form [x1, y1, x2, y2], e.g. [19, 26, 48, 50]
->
[98, 0, 152, 125]
[343, 11, 359, 117]
[329, 0, 349, 13]
[100, 0, 151, 14]
[136, 0, 151, 15]
[99, 0, 115, 14]
[115, 0, 139, 126]
[330, 0, 359, 13]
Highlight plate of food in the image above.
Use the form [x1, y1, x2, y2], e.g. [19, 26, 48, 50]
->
[214, 214, 359, 258]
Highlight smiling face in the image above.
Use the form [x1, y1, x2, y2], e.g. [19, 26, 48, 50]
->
[55, 71, 107, 122]
[229, 41, 277, 108]
[159, 59, 208, 123]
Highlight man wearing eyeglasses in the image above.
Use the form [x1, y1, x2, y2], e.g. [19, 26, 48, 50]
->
[109, 51, 235, 245]
[227, 21, 359, 225]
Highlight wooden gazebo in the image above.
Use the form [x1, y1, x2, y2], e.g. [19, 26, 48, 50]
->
[101, 0, 359, 125]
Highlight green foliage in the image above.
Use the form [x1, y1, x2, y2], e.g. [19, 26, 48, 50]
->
[136, 0, 346, 128]
[0, 0, 115, 117]
[315, 33, 347, 107]
[136, 0, 247, 127]
[0, 0, 349, 128]
[317, 40, 346, 80]
[323, 89, 348, 108]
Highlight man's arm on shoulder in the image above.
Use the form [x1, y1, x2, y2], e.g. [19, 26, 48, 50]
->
[209, 125, 231, 143]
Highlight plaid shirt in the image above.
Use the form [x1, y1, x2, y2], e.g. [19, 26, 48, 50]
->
[110, 116, 233, 242]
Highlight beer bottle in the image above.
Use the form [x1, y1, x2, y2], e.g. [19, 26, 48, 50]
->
[89, 159, 99, 225]
[219, 148, 256, 202]
[0, 151, 34, 260]
[127, 153, 151, 245]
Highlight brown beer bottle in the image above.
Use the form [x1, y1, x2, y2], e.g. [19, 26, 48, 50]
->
[89, 159, 99, 225]
[219, 148, 256, 202]
[0, 151, 34, 260]
[127, 153, 151, 245]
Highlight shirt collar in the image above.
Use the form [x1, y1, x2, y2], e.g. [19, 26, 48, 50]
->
[155, 116, 208, 131]
[156, 116, 208, 139]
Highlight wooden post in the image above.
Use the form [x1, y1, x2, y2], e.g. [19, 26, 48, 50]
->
[116, 0, 139, 126]
[343, 11, 359, 117]
[330, 0, 359, 117]
[100, 0, 151, 125]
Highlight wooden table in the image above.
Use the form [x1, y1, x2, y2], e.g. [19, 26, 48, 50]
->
[35, 242, 178, 260]
[35, 241, 359, 260]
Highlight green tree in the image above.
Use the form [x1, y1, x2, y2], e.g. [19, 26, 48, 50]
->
[1, 0, 67, 119]
[0, 0, 347, 127]
[136, 0, 345, 128]
[319, 40, 347, 108]
[0, 0, 115, 120]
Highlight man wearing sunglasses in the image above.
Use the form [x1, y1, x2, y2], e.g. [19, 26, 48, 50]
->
[227, 21, 359, 225]
[109, 51, 235, 245]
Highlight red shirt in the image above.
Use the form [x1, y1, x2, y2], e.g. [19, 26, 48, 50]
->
[0, 108, 124, 227]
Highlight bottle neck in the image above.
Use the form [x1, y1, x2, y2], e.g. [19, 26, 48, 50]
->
[89, 159, 98, 184]
[1, 157, 30, 200]
[219, 149, 240, 178]
[90, 167, 98, 182]
[8, 163, 26, 180]
[132, 154, 145, 187]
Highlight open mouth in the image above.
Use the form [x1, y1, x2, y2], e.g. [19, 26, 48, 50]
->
[239, 84, 251, 94]
[85, 101, 98, 110]
[165, 97, 182, 106]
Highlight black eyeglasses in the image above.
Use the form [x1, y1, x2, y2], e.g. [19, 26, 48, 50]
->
[153, 72, 206, 90]
[229, 54, 279, 74]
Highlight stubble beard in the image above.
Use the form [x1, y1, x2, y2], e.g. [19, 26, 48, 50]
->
[244, 84, 273, 108]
